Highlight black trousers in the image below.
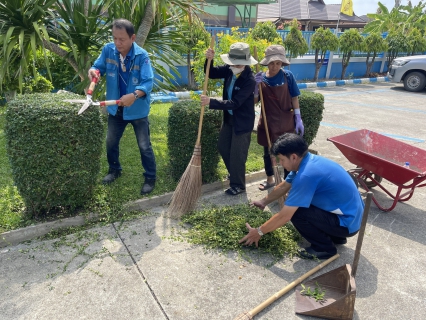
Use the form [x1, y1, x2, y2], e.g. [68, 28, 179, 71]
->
[218, 121, 251, 189]
[291, 205, 359, 254]
[263, 146, 289, 179]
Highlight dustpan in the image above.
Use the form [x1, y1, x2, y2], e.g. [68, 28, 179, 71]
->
[295, 192, 373, 320]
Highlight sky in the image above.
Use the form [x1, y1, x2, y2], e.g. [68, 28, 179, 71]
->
[323, 0, 423, 16]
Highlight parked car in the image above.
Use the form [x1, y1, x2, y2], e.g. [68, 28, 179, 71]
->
[387, 55, 426, 92]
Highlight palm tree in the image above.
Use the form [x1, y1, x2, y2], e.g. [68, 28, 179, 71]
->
[0, 0, 204, 92]
[107, 0, 203, 90]
[0, 0, 57, 91]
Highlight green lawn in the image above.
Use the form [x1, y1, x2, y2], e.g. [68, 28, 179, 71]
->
[0, 103, 264, 233]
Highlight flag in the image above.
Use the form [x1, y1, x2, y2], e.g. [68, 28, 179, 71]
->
[340, 0, 354, 16]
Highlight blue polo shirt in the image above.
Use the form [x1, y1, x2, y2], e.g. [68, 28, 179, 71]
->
[285, 153, 364, 233]
[262, 69, 300, 97]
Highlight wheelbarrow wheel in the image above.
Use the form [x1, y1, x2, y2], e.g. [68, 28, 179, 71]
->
[347, 171, 359, 188]
[362, 172, 383, 188]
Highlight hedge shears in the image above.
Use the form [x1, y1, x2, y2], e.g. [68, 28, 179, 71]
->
[64, 98, 121, 115]
[64, 69, 120, 115]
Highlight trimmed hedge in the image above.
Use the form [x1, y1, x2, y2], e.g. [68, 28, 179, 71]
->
[299, 91, 325, 146]
[167, 100, 222, 183]
[5, 93, 104, 216]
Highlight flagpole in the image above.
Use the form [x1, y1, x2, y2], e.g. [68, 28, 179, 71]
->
[335, 0, 342, 35]
[335, 12, 341, 35]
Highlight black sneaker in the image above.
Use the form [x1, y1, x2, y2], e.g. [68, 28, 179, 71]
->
[330, 236, 347, 245]
[141, 178, 156, 195]
[102, 168, 122, 185]
[298, 247, 336, 260]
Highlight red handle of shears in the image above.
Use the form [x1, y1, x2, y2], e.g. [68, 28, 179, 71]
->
[87, 69, 100, 96]
[100, 100, 121, 106]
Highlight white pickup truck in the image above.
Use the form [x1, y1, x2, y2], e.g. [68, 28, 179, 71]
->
[387, 55, 426, 92]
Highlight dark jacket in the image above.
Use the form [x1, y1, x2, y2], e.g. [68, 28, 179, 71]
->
[204, 60, 256, 135]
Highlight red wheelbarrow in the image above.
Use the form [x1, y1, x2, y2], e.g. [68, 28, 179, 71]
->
[328, 129, 426, 212]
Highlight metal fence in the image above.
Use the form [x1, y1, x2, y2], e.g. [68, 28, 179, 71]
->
[204, 27, 426, 58]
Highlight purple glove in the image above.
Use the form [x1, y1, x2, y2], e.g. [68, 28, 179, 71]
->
[255, 71, 263, 84]
[295, 114, 304, 137]
[254, 72, 263, 96]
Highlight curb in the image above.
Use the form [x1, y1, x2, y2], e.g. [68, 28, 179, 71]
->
[297, 76, 389, 89]
[151, 76, 390, 103]
[0, 170, 266, 248]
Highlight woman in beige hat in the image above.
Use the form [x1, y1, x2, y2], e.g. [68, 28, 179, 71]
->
[255, 44, 304, 191]
[200, 42, 257, 196]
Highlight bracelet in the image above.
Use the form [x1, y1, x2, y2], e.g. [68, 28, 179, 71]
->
[257, 227, 264, 236]
[133, 91, 139, 100]
[294, 108, 301, 115]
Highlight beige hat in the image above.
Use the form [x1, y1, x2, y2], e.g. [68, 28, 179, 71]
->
[220, 42, 258, 66]
[260, 45, 290, 66]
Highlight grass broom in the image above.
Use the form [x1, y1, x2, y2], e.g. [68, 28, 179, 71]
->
[168, 36, 215, 218]
[253, 47, 284, 209]
[233, 254, 339, 320]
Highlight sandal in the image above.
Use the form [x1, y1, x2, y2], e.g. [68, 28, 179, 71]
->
[225, 186, 246, 196]
[258, 181, 275, 191]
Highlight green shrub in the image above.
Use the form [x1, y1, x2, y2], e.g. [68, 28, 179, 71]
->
[250, 21, 282, 43]
[22, 74, 54, 94]
[167, 100, 222, 183]
[299, 91, 324, 146]
[5, 93, 104, 216]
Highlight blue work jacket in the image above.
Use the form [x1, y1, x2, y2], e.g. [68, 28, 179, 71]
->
[91, 42, 154, 120]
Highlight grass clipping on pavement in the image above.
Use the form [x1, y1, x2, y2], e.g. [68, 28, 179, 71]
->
[176, 204, 302, 260]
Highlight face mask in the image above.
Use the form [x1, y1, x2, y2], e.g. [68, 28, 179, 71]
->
[230, 66, 245, 75]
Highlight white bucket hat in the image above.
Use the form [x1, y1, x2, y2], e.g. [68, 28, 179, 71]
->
[220, 42, 258, 66]
[260, 45, 290, 66]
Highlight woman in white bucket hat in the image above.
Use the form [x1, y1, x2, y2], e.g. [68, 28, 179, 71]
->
[254, 44, 304, 191]
[200, 42, 257, 196]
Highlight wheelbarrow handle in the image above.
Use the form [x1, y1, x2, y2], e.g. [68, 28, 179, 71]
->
[352, 191, 373, 278]
[87, 69, 100, 96]
[99, 100, 120, 106]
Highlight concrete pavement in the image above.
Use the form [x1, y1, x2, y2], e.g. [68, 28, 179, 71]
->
[1, 82, 426, 319]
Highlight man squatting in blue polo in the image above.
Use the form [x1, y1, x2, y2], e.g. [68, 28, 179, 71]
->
[239, 133, 365, 260]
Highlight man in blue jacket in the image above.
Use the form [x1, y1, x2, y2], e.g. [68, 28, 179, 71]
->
[239, 133, 365, 260]
[89, 19, 156, 195]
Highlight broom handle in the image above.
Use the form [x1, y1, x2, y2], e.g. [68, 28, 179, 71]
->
[351, 192, 372, 278]
[249, 254, 339, 317]
[253, 47, 272, 150]
[196, 36, 215, 146]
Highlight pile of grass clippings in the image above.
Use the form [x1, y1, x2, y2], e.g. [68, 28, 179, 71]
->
[178, 204, 302, 259]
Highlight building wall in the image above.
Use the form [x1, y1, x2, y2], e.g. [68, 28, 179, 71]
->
[200, 4, 257, 28]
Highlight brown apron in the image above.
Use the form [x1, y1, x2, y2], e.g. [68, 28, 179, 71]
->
[257, 80, 295, 147]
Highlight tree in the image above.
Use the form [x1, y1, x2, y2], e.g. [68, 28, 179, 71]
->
[0, 0, 57, 92]
[362, 32, 387, 77]
[250, 21, 281, 43]
[386, 30, 411, 68]
[365, 1, 426, 35]
[406, 28, 426, 55]
[0, 0, 204, 93]
[107, 0, 203, 91]
[180, 12, 210, 89]
[310, 27, 339, 81]
[364, 2, 405, 33]
[399, 2, 426, 35]
[191, 27, 282, 95]
[283, 19, 309, 64]
[339, 29, 363, 80]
